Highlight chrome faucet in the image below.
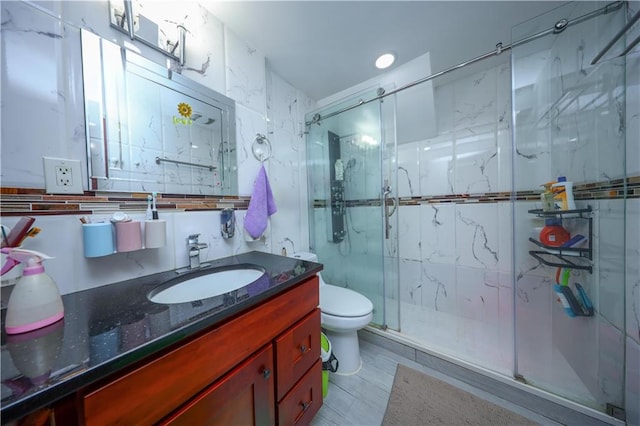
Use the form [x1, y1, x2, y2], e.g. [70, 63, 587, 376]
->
[187, 234, 208, 269]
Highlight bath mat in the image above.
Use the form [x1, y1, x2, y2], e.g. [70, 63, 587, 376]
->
[382, 364, 538, 426]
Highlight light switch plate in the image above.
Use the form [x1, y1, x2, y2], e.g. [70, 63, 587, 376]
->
[43, 157, 84, 194]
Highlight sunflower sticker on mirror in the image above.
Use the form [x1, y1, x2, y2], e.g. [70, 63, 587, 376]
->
[173, 102, 193, 125]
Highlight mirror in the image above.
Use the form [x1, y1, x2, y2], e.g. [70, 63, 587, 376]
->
[81, 29, 237, 195]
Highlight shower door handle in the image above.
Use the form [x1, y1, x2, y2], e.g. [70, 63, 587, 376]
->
[383, 183, 396, 240]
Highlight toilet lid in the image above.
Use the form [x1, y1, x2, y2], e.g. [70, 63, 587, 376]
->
[320, 285, 373, 317]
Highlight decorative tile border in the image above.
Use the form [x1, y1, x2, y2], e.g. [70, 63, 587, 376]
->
[0, 188, 250, 217]
[313, 176, 640, 208]
[2, 175, 637, 216]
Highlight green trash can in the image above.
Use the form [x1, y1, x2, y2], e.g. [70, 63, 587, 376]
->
[320, 332, 338, 398]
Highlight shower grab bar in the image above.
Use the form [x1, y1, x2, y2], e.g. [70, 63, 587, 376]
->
[155, 157, 215, 171]
[591, 8, 640, 65]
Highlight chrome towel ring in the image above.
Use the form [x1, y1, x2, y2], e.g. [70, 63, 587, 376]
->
[252, 133, 272, 162]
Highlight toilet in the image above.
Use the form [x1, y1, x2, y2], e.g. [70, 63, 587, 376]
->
[292, 252, 373, 375]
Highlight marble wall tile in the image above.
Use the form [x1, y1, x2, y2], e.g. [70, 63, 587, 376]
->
[398, 258, 422, 306]
[224, 27, 266, 115]
[0, 2, 83, 188]
[455, 266, 499, 323]
[496, 202, 513, 274]
[419, 134, 454, 196]
[454, 124, 498, 194]
[434, 83, 454, 134]
[397, 205, 421, 261]
[455, 203, 499, 270]
[627, 51, 640, 176]
[419, 262, 457, 313]
[597, 200, 626, 331]
[625, 337, 639, 426]
[420, 203, 456, 265]
[626, 199, 640, 342]
[453, 68, 497, 130]
[396, 142, 420, 198]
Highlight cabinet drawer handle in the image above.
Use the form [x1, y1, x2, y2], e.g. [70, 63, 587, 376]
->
[300, 401, 310, 411]
[300, 345, 307, 353]
[262, 368, 271, 379]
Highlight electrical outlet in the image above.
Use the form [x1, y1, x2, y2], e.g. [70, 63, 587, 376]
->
[43, 157, 84, 194]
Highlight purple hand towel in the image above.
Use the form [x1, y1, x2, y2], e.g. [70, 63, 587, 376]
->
[244, 164, 277, 239]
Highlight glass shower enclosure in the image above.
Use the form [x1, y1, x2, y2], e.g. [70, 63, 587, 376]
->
[305, 89, 389, 327]
[305, 0, 631, 419]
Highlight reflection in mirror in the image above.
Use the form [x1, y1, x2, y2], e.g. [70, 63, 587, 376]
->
[81, 30, 237, 195]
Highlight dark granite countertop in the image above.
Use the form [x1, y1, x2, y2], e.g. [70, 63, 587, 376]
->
[0, 251, 322, 423]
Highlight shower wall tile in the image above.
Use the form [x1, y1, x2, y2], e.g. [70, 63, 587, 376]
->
[224, 27, 266, 115]
[454, 203, 499, 270]
[596, 200, 626, 331]
[496, 62, 511, 130]
[419, 262, 456, 314]
[419, 133, 455, 196]
[455, 266, 499, 324]
[627, 51, 640, 176]
[397, 205, 421, 261]
[513, 201, 547, 276]
[344, 140, 381, 201]
[625, 337, 640, 426]
[496, 202, 513, 274]
[397, 142, 420, 197]
[497, 126, 512, 193]
[453, 68, 497, 130]
[497, 270, 515, 370]
[420, 203, 456, 265]
[454, 124, 498, 194]
[514, 272, 554, 382]
[434, 83, 454, 134]
[626, 198, 640, 342]
[399, 258, 422, 305]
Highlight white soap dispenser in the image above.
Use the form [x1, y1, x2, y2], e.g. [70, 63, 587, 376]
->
[1, 248, 64, 334]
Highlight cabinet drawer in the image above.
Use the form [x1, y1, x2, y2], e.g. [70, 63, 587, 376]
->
[160, 344, 275, 426]
[275, 309, 321, 401]
[277, 359, 322, 426]
[83, 276, 319, 425]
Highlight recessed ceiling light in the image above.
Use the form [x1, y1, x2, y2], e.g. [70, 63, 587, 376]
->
[375, 53, 395, 69]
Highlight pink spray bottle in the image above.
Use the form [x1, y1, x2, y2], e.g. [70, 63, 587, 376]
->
[1, 248, 64, 334]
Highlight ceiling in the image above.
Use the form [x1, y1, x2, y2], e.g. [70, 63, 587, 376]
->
[204, 1, 569, 101]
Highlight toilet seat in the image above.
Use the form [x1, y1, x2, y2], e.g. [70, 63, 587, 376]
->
[320, 285, 373, 317]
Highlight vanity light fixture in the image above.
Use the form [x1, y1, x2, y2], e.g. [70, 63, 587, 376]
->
[375, 53, 395, 69]
[109, 0, 186, 66]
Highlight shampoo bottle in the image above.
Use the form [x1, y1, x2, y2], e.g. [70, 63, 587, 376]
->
[0, 248, 64, 334]
[551, 176, 576, 211]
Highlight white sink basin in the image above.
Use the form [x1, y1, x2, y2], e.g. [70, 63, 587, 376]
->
[149, 266, 266, 304]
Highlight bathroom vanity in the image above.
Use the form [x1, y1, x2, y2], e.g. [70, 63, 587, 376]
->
[0, 251, 322, 425]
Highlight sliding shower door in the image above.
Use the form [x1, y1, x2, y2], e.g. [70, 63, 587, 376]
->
[306, 90, 388, 326]
[512, 2, 627, 415]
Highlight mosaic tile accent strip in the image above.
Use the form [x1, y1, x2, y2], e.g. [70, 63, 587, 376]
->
[312, 176, 640, 208]
[0, 188, 250, 217]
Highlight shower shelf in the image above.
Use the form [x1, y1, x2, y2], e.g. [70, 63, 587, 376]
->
[527, 206, 593, 273]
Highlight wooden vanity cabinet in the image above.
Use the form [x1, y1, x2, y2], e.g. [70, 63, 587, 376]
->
[78, 276, 320, 426]
[160, 344, 275, 425]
